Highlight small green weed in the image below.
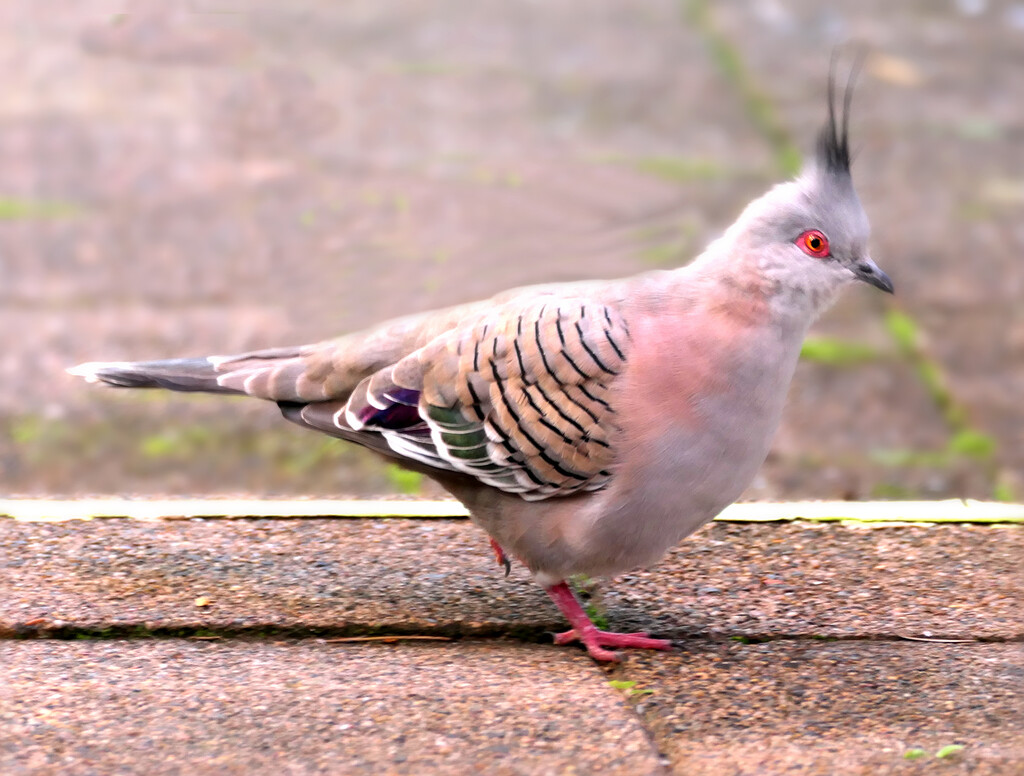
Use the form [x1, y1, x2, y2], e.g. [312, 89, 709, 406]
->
[607, 680, 654, 697]
[902, 745, 965, 761]
[584, 603, 609, 631]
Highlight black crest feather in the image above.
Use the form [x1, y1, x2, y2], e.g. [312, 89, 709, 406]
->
[816, 51, 864, 178]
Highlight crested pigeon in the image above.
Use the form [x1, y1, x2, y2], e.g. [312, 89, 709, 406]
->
[69, 71, 892, 662]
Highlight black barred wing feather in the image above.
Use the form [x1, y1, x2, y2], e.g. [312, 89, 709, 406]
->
[344, 299, 629, 501]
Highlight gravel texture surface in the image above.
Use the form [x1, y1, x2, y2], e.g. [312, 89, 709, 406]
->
[0, 639, 665, 776]
[2, 516, 1022, 774]
[2, 518, 1020, 641]
[618, 640, 1024, 776]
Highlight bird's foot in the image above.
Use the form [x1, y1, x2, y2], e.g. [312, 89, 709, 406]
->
[544, 580, 672, 662]
[552, 627, 672, 662]
[489, 538, 512, 577]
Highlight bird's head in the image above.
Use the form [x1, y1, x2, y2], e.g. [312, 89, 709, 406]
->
[723, 62, 893, 318]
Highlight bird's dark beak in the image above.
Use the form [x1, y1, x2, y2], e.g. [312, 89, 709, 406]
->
[852, 257, 894, 294]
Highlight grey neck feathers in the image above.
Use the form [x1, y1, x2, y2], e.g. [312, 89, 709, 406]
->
[682, 224, 844, 335]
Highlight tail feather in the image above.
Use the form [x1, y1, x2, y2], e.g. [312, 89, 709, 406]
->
[67, 358, 242, 394]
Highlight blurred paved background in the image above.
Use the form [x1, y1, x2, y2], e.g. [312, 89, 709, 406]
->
[0, 0, 1020, 499]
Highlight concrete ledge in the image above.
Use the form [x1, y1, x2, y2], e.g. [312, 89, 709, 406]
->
[2, 498, 1022, 523]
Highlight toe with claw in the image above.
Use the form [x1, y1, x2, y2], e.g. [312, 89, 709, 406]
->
[545, 580, 673, 662]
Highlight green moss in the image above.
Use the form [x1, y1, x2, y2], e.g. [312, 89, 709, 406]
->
[774, 147, 804, 179]
[869, 449, 947, 468]
[639, 242, 687, 267]
[884, 310, 919, 352]
[3, 408, 404, 494]
[871, 434, 998, 470]
[138, 425, 219, 460]
[869, 482, 916, 500]
[9, 416, 74, 464]
[584, 603, 609, 631]
[993, 479, 1017, 503]
[681, 0, 801, 176]
[629, 156, 728, 183]
[279, 438, 352, 475]
[10, 416, 47, 445]
[385, 464, 423, 495]
[0, 198, 81, 220]
[883, 309, 998, 493]
[634, 220, 699, 267]
[947, 430, 996, 461]
[139, 433, 178, 459]
[800, 337, 880, 366]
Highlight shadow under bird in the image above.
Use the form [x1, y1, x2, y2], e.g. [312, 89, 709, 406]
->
[70, 71, 893, 662]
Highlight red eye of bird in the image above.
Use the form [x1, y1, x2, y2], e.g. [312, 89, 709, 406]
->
[797, 229, 830, 258]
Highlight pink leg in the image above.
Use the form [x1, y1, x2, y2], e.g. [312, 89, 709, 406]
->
[545, 581, 672, 662]
[489, 538, 512, 577]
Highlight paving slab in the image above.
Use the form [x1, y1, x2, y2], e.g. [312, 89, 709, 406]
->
[617, 640, 1024, 776]
[0, 639, 665, 776]
[2, 518, 1020, 641]
[609, 521, 1023, 641]
[2, 514, 1023, 775]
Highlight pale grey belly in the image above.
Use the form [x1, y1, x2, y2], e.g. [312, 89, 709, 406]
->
[552, 381, 790, 581]
[465, 348, 800, 585]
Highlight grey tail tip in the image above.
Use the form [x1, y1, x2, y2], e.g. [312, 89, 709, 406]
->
[66, 361, 135, 385]
[66, 357, 231, 393]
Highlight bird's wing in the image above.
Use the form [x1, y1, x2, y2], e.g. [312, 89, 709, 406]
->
[286, 297, 630, 501]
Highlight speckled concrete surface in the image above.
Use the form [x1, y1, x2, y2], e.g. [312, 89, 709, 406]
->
[615, 641, 1024, 776]
[607, 521, 1024, 641]
[2, 517, 1023, 774]
[0, 640, 665, 776]
[1, 519, 1020, 641]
